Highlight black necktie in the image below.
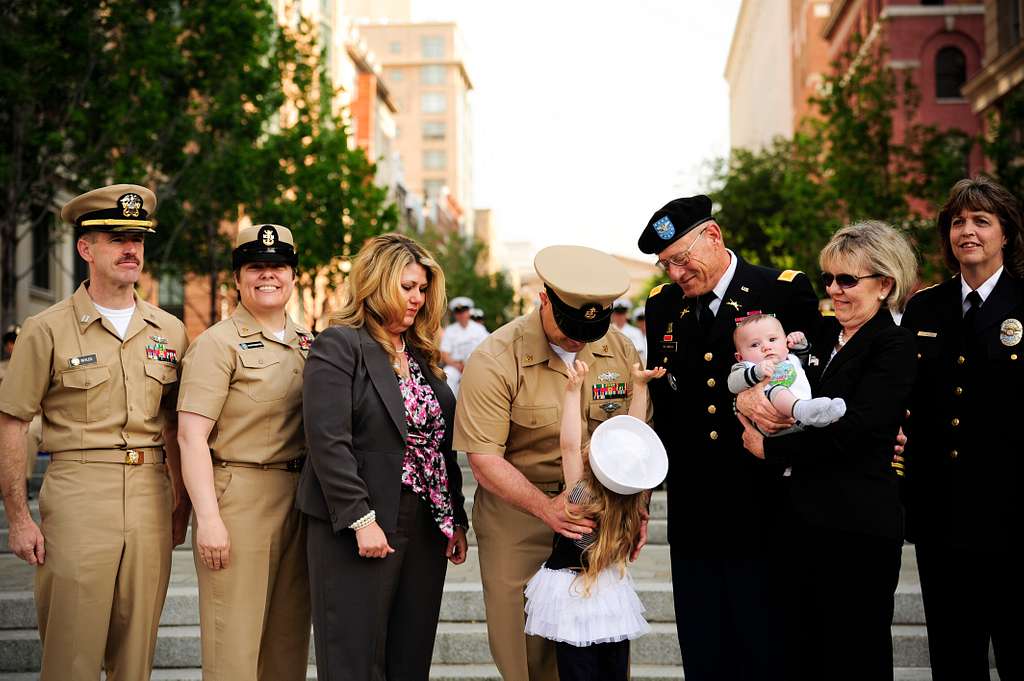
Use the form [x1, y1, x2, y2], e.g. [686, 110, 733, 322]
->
[698, 292, 717, 335]
[963, 290, 981, 333]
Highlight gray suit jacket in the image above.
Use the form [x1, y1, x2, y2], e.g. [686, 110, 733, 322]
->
[295, 324, 467, 533]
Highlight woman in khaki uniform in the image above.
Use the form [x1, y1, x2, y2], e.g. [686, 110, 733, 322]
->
[177, 224, 313, 681]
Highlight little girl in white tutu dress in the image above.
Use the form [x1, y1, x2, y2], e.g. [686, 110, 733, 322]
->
[524, 359, 669, 681]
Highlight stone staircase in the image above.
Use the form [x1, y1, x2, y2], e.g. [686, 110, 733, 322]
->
[0, 454, 999, 679]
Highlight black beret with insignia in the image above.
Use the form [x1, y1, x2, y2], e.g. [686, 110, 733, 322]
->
[638, 195, 714, 254]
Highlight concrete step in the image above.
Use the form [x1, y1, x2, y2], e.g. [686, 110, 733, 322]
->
[0, 621, 943, 672]
[0, 668, 1004, 681]
[0, 579, 930, 631]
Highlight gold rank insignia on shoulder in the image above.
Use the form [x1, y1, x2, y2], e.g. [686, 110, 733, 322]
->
[777, 270, 800, 282]
[648, 284, 666, 298]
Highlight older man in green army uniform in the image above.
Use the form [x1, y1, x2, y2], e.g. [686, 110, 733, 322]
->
[0, 184, 190, 681]
[454, 245, 649, 681]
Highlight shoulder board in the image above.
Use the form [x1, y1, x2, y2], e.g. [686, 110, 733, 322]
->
[777, 270, 801, 283]
[648, 284, 667, 298]
[914, 282, 941, 294]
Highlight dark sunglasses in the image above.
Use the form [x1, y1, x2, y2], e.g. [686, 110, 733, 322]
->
[820, 272, 883, 289]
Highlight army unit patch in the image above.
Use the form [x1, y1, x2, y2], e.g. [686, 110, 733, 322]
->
[592, 382, 627, 400]
[653, 216, 675, 240]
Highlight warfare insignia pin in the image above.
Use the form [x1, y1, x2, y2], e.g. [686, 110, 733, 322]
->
[598, 371, 620, 382]
[601, 402, 622, 414]
[150, 335, 168, 344]
[653, 215, 675, 240]
[118, 193, 142, 218]
[1000, 318, 1022, 347]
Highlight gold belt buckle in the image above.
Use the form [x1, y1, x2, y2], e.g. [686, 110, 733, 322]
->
[125, 449, 142, 465]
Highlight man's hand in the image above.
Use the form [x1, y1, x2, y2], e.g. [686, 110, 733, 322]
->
[542, 491, 596, 540]
[630, 507, 650, 562]
[736, 383, 794, 434]
[8, 517, 45, 566]
[737, 412, 766, 459]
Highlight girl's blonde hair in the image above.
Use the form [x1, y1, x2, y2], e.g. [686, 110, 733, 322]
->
[567, 447, 648, 596]
[329, 233, 447, 378]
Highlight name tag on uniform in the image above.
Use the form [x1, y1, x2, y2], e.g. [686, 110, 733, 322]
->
[916, 331, 938, 338]
[592, 382, 627, 400]
[68, 354, 97, 368]
[239, 341, 265, 350]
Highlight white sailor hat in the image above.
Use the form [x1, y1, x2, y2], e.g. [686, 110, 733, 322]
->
[589, 415, 668, 495]
[632, 306, 645, 322]
[470, 307, 484, 320]
[449, 296, 474, 312]
[612, 298, 632, 313]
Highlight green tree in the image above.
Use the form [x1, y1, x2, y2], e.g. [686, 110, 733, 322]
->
[245, 17, 397, 318]
[0, 0, 289, 330]
[419, 226, 517, 330]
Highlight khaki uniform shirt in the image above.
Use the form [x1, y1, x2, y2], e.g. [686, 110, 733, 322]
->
[176, 304, 310, 465]
[453, 309, 646, 485]
[0, 283, 187, 452]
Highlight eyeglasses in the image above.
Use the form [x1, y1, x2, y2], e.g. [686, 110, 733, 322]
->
[657, 227, 708, 271]
[820, 272, 884, 289]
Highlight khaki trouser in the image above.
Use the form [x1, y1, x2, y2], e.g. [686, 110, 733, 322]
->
[35, 459, 173, 681]
[195, 465, 310, 681]
[474, 485, 559, 681]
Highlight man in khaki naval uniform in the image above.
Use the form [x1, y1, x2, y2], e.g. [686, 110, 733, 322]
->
[454, 245, 648, 681]
[177, 224, 312, 680]
[0, 184, 190, 681]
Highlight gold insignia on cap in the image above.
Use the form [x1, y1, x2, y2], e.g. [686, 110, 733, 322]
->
[583, 304, 599, 320]
[1000, 318, 1022, 347]
[261, 226, 276, 246]
[119, 193, 142, 218]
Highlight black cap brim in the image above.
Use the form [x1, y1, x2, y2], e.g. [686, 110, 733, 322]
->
[232, 250, 298, 270]
[546, 286, 612, 343]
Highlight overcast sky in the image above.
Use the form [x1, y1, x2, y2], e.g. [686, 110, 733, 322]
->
[414, 0, 743, 261]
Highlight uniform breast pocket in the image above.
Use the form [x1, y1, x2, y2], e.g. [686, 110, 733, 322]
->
[510, 404, 559, 429]
[238, 353, 288, 402]
[57, 366, 112, 422]
[144, 362, 179, 418]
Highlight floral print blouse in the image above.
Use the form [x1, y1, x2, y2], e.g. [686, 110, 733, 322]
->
[398, 353, 455, 538]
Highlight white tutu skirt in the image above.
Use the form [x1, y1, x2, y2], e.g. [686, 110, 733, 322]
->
[524, 564, 650, 647]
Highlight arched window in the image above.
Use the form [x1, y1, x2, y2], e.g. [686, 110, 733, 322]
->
[935, 46, 966, 99]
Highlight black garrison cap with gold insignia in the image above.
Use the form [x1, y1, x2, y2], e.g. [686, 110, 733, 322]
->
[638, 194, 714, 254]
[232, 223, 298, 269]
[534, 245, 630, 343]
[61, 183, 157, 233]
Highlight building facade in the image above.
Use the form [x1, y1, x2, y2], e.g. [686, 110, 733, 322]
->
[356, 21, 475, 234]
[824, 0, 985, 166]
[791, 0, 836, 128]
[726, 0, 796, 150]
[962, 0, 1024, 118]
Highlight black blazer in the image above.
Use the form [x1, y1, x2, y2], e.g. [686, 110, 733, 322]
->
[902, 271, 1024, 548]
[763, 309, 915, 540]
[295, 324, 467, 534]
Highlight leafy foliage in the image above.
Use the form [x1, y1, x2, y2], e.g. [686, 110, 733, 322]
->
[418, 226, 517, 331]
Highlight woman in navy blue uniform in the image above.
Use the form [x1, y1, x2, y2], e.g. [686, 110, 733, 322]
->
[901, 176, 1024, 681]
[737, 221, 918, 681]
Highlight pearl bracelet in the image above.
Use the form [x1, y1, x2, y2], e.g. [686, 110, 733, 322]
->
[349, 510, 376, 531]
